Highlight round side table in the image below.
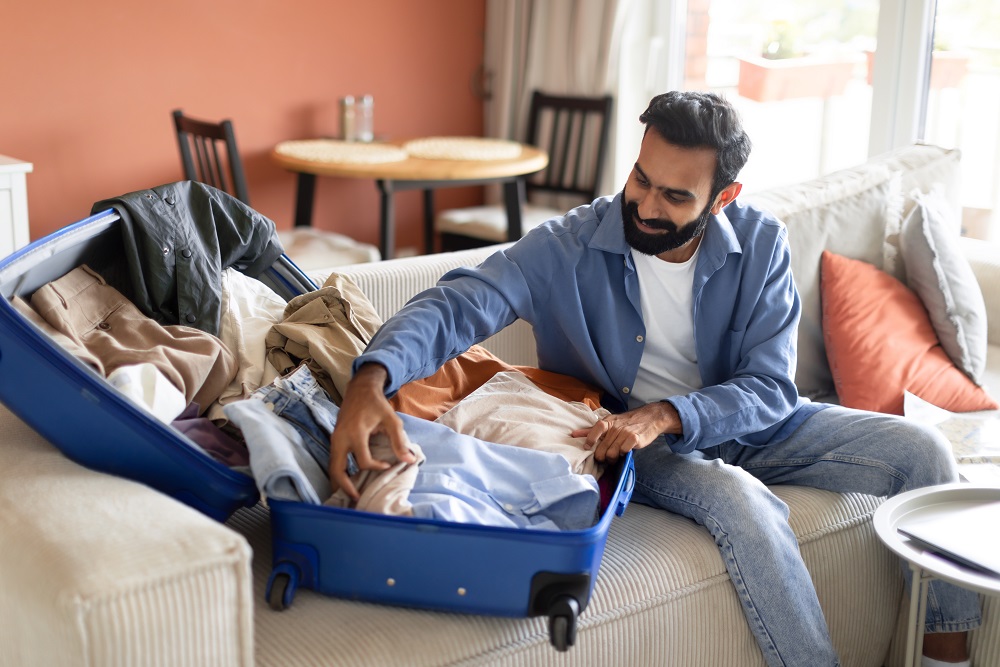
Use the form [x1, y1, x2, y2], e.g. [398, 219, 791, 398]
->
[873, 483, 1000, 667]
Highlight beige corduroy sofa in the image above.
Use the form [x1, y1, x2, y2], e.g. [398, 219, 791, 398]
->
[1, 143, 999, 667]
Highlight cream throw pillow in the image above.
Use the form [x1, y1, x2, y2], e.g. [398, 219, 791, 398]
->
[900, 189, 989, 383]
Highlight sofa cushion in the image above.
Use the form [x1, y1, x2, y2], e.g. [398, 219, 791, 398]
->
[745, 166, 903, 400]
[820, 251, 998, 414]
[900, 189, 989, 383]
[0, 405, 253, 667]
[744, 144, 962, 401]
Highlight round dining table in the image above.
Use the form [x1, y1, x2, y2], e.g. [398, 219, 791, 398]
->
[271, 139, 549, 260]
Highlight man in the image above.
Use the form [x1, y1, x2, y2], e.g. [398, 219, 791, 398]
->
[331, 91, 980, 667]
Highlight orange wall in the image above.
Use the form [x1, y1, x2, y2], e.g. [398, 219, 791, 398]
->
[2, 0, 486, 254]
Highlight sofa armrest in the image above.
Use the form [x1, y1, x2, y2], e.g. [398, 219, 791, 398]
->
[0, 405, 253, 667]
[315, 245, 539, 367]
[959, 236, 1000, 346]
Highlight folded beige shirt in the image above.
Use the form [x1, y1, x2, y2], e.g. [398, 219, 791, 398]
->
[435, 371, 609, 479]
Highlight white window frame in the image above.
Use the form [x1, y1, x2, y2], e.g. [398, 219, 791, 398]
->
[616, 0, 942, 182]
[868, 0, 938, 155]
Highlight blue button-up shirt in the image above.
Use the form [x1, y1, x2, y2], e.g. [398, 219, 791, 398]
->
[356, 193, 826, 453]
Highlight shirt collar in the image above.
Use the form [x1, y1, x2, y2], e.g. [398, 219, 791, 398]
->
[588, 193, 631, 255]
[589, 192, 743, 266]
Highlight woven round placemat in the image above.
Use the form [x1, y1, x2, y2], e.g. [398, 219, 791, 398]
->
[403, 137, 523, 161]
[275, 140, 408, 164]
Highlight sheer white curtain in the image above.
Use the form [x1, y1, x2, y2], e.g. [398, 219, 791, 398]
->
[482, 0, 630, 201]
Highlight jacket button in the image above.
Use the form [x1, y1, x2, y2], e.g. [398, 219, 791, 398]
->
[185, 314, 196, 323]
[97, 322, 111, 331]
[181, 249, 192, 258]
[164, 196, 175, 205]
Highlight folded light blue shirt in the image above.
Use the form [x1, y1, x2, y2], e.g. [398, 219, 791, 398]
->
[399, 413, 599, 530]
[355, 192, 827, 454]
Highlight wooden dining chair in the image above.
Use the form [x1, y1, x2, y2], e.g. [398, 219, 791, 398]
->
[172, 109, 251, 204]
[170, 109, 381, 268]
[435, 91, 614, 251]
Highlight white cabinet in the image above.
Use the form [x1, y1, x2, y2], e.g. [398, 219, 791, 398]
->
[0, 155, 32, 257]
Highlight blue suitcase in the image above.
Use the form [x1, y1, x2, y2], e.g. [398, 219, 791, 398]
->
[0, 208, 635, 650]
[266, 455, 634, 650]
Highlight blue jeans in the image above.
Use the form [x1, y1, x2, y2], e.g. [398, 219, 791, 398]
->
[224, 363, 343, 504]
[631, 405, 982, 667]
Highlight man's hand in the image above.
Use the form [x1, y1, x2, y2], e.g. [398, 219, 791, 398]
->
[570, 401, 682, 462]
[330, 363, 415, 500]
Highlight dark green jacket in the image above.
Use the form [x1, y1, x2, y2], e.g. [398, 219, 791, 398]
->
[91, 181, 284, 336]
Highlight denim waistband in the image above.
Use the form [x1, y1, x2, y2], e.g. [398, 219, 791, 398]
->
[253, 363, 325, 410]
[253, 364, 358, 476]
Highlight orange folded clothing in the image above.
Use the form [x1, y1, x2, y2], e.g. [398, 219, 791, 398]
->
[389, 344, 603, 420]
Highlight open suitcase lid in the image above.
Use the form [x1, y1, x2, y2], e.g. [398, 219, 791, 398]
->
[0, 210, 317, 521]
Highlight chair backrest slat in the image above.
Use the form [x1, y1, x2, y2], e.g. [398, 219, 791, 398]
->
[208, 140, 229, 192]
[193, 136, 214, 187]
[171, 109, 250, 205]
[524, 92, 613, 203]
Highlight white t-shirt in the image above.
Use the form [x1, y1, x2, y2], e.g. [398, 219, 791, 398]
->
[628, 246, 703, 410]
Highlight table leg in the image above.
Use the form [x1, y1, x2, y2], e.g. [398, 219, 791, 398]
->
[906, 564, 932, 667]
[502, 178, 526, 242]
[293, 173, 316, 228]
[376, 179, 395, 260]
[423, 189, 435, 255]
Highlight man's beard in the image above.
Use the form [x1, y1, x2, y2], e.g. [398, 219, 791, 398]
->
[620, 193, 713, 256]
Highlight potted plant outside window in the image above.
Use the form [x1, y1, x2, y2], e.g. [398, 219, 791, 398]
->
[738, 21, 862, 103]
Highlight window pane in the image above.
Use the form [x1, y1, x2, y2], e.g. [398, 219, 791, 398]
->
[928, 0, 1000, 240]
[687, 0, 880, 195]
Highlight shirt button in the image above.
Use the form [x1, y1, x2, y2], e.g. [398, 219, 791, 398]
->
[504, 503, 515, 512]
[622, 387, 630, 394]
[636, 335, 644, 343]
[185, 314, 196, 323]
[162, 247, 170, 255]
[181, 249, 192, 258]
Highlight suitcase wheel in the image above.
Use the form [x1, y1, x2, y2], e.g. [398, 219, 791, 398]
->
[547, 595, 579, 652]
[266, 564, 299, 611]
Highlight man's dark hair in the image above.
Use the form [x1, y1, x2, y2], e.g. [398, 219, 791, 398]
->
[639, 91, 752, 197]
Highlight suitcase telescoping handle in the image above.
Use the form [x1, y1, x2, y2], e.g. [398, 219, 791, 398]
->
[616, 462, 635, 516]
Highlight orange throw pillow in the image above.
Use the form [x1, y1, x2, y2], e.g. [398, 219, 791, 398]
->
[820, 250, 998, 415]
